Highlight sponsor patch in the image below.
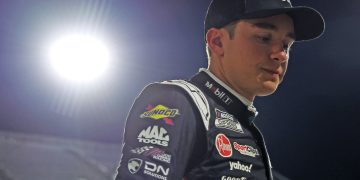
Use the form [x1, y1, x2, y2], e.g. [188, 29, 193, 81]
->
[214, 109, 244, 133]
[131, 146, 172, 163]
[151, 151, 171, 164]
[233, 142, 259, 157]
[144, 161, 169, 180]
[128, 158, 143, 174]
[229, 161, 252, 173]
[138, 126, 170, 147]
[215, 133, 232, 157]
[205, 81, 233, 105]
[130, 145, 154, 154]
[221, 176, 247, 180]
[140, 105, 180, 125]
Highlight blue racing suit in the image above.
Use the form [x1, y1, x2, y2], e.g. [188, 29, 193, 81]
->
[115, 69, 273, 180]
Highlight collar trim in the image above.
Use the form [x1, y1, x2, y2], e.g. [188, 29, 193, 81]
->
[191, 69, 259, 123]
[200, 68, 258, 116]
[200, 69, 252, 105]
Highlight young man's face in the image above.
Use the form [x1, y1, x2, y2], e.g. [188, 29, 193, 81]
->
[220, 14, 295, 100]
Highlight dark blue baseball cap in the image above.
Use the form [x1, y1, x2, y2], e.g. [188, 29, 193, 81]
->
[205, 0, 325, 41]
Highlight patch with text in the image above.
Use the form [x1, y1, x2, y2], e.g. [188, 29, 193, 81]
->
[215, 133, 232, 157]
[229, 161, 252, 173]
[131, 145, 171, 163]
[205, 81, 233, 105]
[215, 108, 244, 133]
[138, 126, 170, 147]
[222, 176, 247, 180]
[233, 142, 259, 158]
[140, 105, 180, 125]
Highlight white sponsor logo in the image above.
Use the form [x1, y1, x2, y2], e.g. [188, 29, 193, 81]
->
[229, 161, 252, 173]
[131, 146, 154, 154]
[222, 176, 247, 180]
[144, 161, 169, 180]
[214, 109, 243, 133]
[131, 146, 171, 163]
[128, 158, 143, 174]
[138, 126, 170, 147]
[152, 152, 171, 164]
[233, 142, 259, 157]
[205, 81, 233, 105]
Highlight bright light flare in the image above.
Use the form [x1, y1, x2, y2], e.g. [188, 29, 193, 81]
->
[48, 34, 111, 83]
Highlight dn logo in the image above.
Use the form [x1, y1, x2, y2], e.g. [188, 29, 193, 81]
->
[145, 161, 169, 176]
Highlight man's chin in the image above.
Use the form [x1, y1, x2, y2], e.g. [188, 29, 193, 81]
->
[257, 81, 279, 97]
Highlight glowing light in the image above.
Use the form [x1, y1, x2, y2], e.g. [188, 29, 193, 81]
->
[49, 34, 111, 83]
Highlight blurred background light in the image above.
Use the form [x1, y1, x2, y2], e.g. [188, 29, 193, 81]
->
[48, 33, 111, 84]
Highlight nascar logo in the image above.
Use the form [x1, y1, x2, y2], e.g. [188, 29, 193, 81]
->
[140, 105, 180, 125]
[215, 109, 243, 133]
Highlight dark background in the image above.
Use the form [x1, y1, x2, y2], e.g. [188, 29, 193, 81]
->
[0, 0, 359, 179]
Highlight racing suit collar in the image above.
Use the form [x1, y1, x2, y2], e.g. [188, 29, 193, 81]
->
[190, 69, 258, 124]
[200, 68, 253, 106]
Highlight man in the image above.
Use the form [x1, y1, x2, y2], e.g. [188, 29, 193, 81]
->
[115, 0, 324, 179]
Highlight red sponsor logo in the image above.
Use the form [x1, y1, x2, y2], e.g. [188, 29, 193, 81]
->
[233, 142, 259, 157]
[215, 133, 232, 157]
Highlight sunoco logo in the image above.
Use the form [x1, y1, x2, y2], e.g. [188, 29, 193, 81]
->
[215, 133, 232, 157]
[128, 158, 143, 174]
[138, 126, 170, 147]
[205, 81, 233, 105]
[233, 142, 259, 157]
[215, 109, 243, 133]
[229, 161, 252, 173]
[140, 105, 180, 125]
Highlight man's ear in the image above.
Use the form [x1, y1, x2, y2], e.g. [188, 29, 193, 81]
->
[206, 28, 224, 57]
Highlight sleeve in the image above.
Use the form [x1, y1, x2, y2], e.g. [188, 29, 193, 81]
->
[115, 83, 200, 180]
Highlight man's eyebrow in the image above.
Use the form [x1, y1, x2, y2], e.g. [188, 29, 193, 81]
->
[252, 22, 296, 40]
[253, 22, 277, 30]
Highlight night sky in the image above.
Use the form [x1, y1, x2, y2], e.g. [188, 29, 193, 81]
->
[0, 0, 359, 179]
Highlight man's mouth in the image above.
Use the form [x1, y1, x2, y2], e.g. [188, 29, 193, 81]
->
[262, 68, 281, 75]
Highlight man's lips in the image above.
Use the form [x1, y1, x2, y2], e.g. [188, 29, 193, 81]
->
[262, 68, 281, 75]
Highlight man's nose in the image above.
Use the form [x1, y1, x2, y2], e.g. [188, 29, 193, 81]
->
[270, 45, 288, 63]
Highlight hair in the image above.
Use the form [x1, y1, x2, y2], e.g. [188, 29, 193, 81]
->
[206, 21, 238, 62]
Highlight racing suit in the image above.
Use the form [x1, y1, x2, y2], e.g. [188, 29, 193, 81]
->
[115, 69, 273, 180]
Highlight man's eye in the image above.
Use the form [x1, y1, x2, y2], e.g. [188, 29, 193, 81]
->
[256, 35, 271, 44]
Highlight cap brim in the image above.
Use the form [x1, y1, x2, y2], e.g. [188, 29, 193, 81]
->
[241, 7, 325, 41]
